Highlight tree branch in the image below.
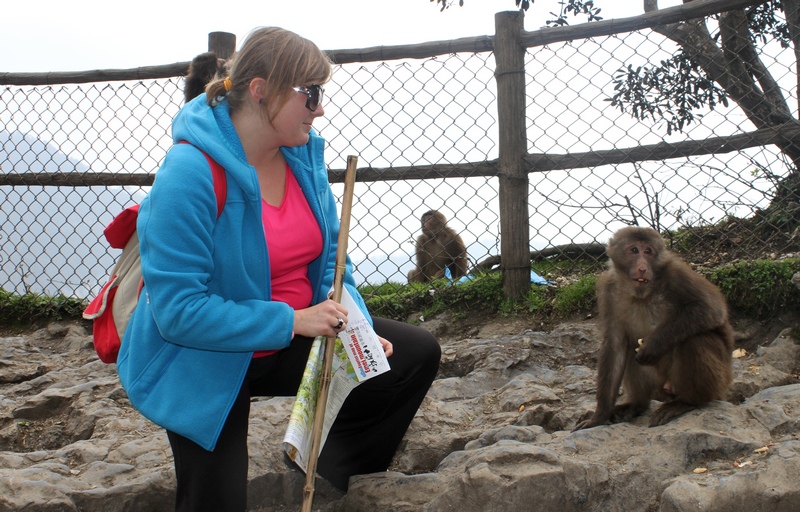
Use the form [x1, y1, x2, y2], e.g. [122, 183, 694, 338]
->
[781, 0, 800, 111]
[471, 243, 607, 273]
[644, 0, 800, 165]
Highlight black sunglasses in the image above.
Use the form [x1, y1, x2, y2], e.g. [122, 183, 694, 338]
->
[292, 84, 324, 112]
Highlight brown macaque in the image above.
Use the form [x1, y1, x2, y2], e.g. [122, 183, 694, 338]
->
[184, 52, 227, 103]
[407, 210, 469, 283]
[573, 226, 734, 430]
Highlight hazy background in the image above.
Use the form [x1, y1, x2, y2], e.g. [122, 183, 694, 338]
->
[2, 1, 668, 73]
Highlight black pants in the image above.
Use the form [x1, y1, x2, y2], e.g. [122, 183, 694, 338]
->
[166, 317, 441, 512]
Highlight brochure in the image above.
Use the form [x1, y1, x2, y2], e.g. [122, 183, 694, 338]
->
[282, 287, 390, 472]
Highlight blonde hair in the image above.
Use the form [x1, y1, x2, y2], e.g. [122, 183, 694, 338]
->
[205, 27, 332, 122]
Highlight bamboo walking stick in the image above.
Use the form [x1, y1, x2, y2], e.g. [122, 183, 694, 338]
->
[301, 155, 358, 512]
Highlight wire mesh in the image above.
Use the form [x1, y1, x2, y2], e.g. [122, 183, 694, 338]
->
[1, 10, 798, 301]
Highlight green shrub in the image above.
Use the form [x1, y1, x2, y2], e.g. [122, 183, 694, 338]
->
[0, 290, 86, 329]
[2, 257, 796, 332]
[553, 275, 598, 318]
[709, 258, 800, 319]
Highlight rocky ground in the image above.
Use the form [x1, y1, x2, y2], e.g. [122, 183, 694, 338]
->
[1, 308, 799, 511]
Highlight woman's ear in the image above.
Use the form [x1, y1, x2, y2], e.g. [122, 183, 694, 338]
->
[248, 77, 267, 104]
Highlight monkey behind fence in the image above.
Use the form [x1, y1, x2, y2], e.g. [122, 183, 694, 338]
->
[407, 210, 468, 283]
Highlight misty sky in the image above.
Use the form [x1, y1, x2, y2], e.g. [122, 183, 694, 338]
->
[2, 1, 662, 73]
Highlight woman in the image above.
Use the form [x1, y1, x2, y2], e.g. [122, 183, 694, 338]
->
[116, 27, 441, 512]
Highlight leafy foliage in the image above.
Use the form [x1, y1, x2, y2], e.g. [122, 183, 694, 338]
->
[363, 260, 600, 326]
[0, 290, 86, 329]
[552, 274, 597, 316]
[1, 256, 795, 334]
[432, 0, 605, 23]
[609, 1, 788, 136]
[709, 258, 800, 318]
[608, 57, 729, 135]
[363, 271, 506, 320]
[750, 0, 791, 47]
[433, 0, 464, 12]
[546, 0, 603, 27]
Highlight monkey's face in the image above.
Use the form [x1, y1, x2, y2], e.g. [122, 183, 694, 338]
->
[421, 211, 446, 237]
[608, 228, 665, 297]
[616, 242, 656, 285]
[421, 217, 437, 237]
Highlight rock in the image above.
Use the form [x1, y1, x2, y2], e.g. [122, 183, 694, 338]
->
[1, 319, 799, 511]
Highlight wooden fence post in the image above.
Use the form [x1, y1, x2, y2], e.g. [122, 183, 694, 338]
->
[208, 32, 237, 59]
[494, 11, 530, 299]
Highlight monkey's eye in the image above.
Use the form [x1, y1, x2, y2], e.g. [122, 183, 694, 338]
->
[631, 247, 639, 254]
[644, 248, 653, 254]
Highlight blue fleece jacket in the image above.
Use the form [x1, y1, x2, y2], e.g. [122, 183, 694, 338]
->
[116, 95, 370, 451]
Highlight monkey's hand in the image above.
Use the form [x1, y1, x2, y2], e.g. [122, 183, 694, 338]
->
[634, 338, 662, 365]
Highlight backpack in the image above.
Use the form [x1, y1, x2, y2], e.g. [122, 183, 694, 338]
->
[83, 145, 227, 363]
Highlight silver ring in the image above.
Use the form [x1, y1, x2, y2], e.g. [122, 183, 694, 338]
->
[336, 318, 344, 330]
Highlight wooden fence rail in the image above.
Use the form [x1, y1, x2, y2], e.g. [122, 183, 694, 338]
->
[0, 0, 762, 86]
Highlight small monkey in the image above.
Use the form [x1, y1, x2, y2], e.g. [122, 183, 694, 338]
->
[573, 226, 734, 430]
[407, 210, 468, 283]
[184, 52, 227, 103]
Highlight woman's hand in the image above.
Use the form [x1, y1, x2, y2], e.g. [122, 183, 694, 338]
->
[293, 299, 349, 338]
[379, 336, 393, 357]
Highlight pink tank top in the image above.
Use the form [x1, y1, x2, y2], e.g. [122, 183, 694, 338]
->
[254, 165, 323, 357]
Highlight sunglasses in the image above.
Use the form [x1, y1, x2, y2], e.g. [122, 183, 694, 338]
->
[292, 84, 324, 112]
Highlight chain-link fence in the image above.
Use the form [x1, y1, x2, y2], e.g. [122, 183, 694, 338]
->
[1, 1, 797, 301]
[525, 23, 795, 250]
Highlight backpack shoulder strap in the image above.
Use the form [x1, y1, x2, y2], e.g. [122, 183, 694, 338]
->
[177, 140, 227, 218]
[201, 152, 227, 218]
